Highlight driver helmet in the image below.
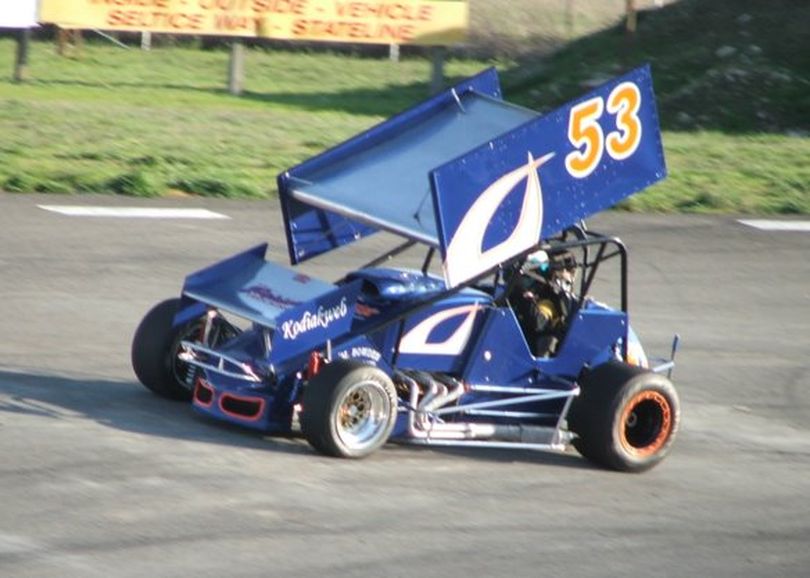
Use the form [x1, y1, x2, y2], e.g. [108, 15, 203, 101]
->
[525, 250, 549, 273]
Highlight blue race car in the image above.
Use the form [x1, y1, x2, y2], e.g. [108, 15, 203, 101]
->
[132, 65, 680, 472]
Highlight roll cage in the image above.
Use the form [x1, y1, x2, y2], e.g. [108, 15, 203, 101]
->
[338, 223, 632, 367]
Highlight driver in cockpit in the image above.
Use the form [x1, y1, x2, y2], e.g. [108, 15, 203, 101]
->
[508, 250, 578, 358]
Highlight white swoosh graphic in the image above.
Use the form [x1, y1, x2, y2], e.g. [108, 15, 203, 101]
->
[399, 304, 481, 356]
[443, 152, 555, 287]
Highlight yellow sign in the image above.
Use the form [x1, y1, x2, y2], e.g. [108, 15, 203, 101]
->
[38, 0, 468, 45]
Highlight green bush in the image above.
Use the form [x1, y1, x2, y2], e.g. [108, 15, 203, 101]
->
[34, 179, 73, 194]
[4, 173, 37, 193]
[107, 170, 161, 197]
[170, 177, 263, 198]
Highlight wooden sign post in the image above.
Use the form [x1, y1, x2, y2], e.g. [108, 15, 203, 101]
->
[228, 41, 245, 96]
[13, 28, 30, 82]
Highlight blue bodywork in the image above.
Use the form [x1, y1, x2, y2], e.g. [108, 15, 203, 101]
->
[175, 65, 667, 441]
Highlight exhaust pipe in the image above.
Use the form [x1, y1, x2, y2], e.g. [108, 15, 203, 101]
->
[398, 371, 558, 445]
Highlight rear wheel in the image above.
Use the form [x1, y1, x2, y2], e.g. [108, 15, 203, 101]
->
[131, 298, 203, 401]
[569, 361, 680, 472]
[300, 360, 397, 459]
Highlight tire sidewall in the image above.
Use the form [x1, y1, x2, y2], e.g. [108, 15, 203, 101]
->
[132, 298, 199, 401]
[570, 361, 681, 472]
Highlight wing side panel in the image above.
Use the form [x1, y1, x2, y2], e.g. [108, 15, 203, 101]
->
[431, 65, 666, 287]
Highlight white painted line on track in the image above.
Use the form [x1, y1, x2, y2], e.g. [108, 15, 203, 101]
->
[38, 205, 230, 219]
[738, 219, 810, 232]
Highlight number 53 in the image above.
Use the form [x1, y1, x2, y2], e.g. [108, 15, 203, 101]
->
[565, 81, 643, 179]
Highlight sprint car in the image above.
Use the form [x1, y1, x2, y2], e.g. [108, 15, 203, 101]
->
[132, 65, 680, 472]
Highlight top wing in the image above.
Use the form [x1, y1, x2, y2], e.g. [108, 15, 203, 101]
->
[277, 65, 666, 287]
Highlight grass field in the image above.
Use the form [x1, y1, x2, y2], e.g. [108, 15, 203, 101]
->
[0, 0, 808, 213]
[0, 43, 487, 198]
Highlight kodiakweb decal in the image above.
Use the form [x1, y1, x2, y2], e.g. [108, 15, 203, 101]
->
[280, 298, 349, 340]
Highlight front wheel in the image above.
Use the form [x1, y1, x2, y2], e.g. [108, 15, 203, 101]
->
[568, 361, 680, 472]
[300, 360, 397, 459]
[131, 298, 202, 401]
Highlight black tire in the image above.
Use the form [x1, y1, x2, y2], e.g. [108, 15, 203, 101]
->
[300, 360, 397, 459]
[131, 298, 201, 401]
[568, 361, 680, 473]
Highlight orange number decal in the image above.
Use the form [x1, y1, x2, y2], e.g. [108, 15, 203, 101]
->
[565, 97, 605, 179]
[606, 82, 642, 160]
[565, 81, 644, 179]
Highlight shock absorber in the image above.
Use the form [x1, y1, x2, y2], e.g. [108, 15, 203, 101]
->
[185, 310, 216, 386]
[184, 359, 197, 386]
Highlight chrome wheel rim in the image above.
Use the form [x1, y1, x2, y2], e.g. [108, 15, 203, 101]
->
[335, 380, 391, 451]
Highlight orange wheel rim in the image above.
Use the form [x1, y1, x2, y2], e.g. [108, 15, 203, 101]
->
[619, 390, 673, 457]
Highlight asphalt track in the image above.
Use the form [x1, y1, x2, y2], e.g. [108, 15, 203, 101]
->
[1, 193, 809, 577]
